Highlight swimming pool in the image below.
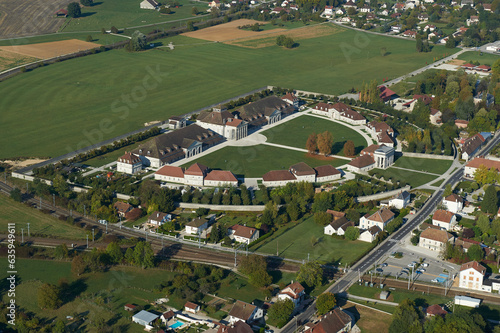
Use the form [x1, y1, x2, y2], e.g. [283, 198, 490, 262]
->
[169, 321, 185, 329]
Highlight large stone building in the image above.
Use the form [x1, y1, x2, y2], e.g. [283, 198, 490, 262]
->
[196, 105, 248, 141]
[154, 163, 238, 187]
[419, 227, 454, 252]
[347, 144, 395, 173]
[234, 96, 295, 130]
[130, 124, 223, 168]
[117, 152, 143, 174]
[262, 163, 341, 187]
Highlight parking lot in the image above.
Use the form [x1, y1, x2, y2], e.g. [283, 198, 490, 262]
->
[368, 245, 461, 286]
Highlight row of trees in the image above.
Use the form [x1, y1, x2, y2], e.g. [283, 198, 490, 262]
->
[306, 131, 334, 156]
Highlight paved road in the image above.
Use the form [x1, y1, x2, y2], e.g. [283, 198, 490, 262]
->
[281, 131, 500, 332]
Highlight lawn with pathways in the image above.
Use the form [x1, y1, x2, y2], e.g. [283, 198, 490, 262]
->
[0, 27, 456, 159]
[392, 156, 452, 175]
[253, 216, 374, 265]
[0, 195, 88, 239]
[261, 115, 367, 156]
[182, 145, 347, 178]
[62, 0, 205, 32]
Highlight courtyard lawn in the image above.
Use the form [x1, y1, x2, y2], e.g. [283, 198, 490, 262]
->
[392, 156, 452, 175]
[84, 141, 144, 167]
[62, 0, 206, 32]
[182, 145, 347, 178]
[0, 27, 456, 159]
[374, 168, 438, 188]
[457, 51, 500, 66]
[253, 216, 373, 265]
[261, 115, 367, 156]
[0, 195, 88, 239]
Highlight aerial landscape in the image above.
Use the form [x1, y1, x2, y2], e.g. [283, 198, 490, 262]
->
[1, 0, 500, 331]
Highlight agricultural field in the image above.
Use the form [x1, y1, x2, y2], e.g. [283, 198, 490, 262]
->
[253, 216, 373, 265]
[0, 32, 127, 47]
[392, 156, 452, 175]
[0, 0, 74, 38]
[0, 195, 88, 239]
[261, 115, 367, 156]
[457, 51, 500, 65]
[373, 167, 439, 188]
[182, 145, 347, 178]
[0, 26, 455, 159]
[62, 0, 206, 32]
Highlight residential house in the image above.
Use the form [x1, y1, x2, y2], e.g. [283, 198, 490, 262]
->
[338, 221, 354, 236]
[218, 321, 253, 333]
[304, 308, 352, 333]
[461, 133, 485, 161]
[140, 0, 159, 9]
[229, 225, 259, 244]
[432, 210, 456, 231]
[359, 208, 395, 230]
[380, 9, 390, 15]
[388, 190, 411, 209]
[312, 102, 335, 116]
[418, 13, 428, 21]
[460, 0, 473, 6]
[124, 304, 137, 311]
[336, 8, 346, 15]
[209, 0, 221, 9]
[114, 201, 133, 217]
[278, 282, 305, 306]
[426, 304, 447, 317]
[185, 302, 200, 314]
[271, 6, 286, 14]
[324, 5, 334, 16]
[379, 85, 398, 102]
[359, 225, 382, 242]
[464, 157, 500, 178]
[430, 108, 442, 125]
[483, 3, 492, 11]
[324, 216, 351, 235]
[326, 209, 346, 220]
[366, 121, 395, 146]
[168, 116, 186, 130]
[132, 310, 160, 329]
[281, 93, 299, 108]
[424, 24, 436, 31]
[148, 211, 171, 227]
[228, 300, 264, 325]
[467, 15, 479, 26]
[343, 0, 357, 8]
[360, 5, 372, 12]
[459, 261, 486, 291]
[443, 194, 463, 213]
[455, 119, 469, 129]
[161, 310, 175, 325]
[402, 30, 417, 38]
[117, 152, 143, 174]
[185, 217, 210, 235]
[419, 227, 454, 252]
[131, 124, 223, 168]
[197, 105, 248, 141]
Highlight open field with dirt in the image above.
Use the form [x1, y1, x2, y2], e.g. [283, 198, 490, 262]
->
[0, 49, 37, 71]
[0, 0, 74, 38]
[183, 19, 286, 41]
[0, 39, 100, 59]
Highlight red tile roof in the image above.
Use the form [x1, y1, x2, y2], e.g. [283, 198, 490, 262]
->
[230, 225, 258, 239]
[348, 155, 375, 168]
[185, 163, 209, 176]
[314, 102, 334, 111]
[185, 301, 199, 310]
[460, 261, 486, 275]
[445, 193, 463, 203]
[290, 162, 316, 176]
[314, 165, 340, 178]
[226, 119, 243, 127]
[281, 282, 305, 298]
[466, 157, 500, 172]
[205, 170, 238, 182]
[155, 165, 185, 178]
[262, 170, 296, 182]
[432, 209, 454, 223]
[379, 85, 398, 101]
[367, 208, 395, 223]
[304, 308, 351, 333]
[420, 227, 453, 243]
[426, 304, 447, 317]
[118, 152, 141, 164]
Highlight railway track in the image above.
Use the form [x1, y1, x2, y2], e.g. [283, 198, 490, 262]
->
[0, 181, 300, 271]
[361, 275, 500, 305]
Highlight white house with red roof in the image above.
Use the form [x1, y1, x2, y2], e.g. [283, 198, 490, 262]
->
[419, 227, 454, 252]
[184, 163, 209, 186]
[229, 225, 259, 244]
[459, 261, 486, 291]
[359, 208, 395, 230]
[304, 308, 352, 333]
[323, 5, 334, 16]
[204, 170, 238, 187]
[281, 93, 299, 108]
[155, 165, 185, 184]
[332, 103, 366, 125]
[442, 194, 463, 213]
[148, 211, 172, 226]
[184, 301, 200, 314]
[464, 157, 500, 178]
[117, 152, 143, 174]
[262, 163, 341, 187]
[432, 210, 456, 231]
[312, 102, 336, 117]
[315, 165, 341, 182]
[289, 162, 316, 182]
[278, 282, 305, 307]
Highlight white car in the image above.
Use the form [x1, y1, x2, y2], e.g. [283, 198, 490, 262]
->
[422, 263, 429, 268]
[408, 263, 416, 268]
[98, 219, 108, 225]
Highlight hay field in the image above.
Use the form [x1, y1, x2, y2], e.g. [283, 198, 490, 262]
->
[0, 39, 100, 59]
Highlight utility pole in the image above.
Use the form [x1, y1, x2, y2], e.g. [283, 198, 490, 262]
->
[21, 228, 24, 243]
[27, 223, 30, 237]
[86, 235, 89, 248]
[234, 248, 237, 267]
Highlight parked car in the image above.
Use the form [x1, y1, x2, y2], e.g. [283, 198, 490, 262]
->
[382, 263, 388, 267]
[422, 263, 429, 268]
[376, 268, 383, 273]
[98, 219, 108, 225]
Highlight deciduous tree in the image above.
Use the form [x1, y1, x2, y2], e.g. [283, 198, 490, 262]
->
[67, 2, 81, 18]
[343, 140, 355, 157]
[268, 299, 294, 328]
[389, 299, 423, 333]
[306, 132, 318, 153]
[316, 293, 336, 315]
[297, 261, 323, 288]
[317, 131, 334, 156]
[344, 226, 360, 241]
[71, 255, 86, 276]
[37, 283, 62, 309]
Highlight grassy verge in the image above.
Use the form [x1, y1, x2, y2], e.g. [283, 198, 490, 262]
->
[393, 156, 452, 175]
[374, 168, 438, 188]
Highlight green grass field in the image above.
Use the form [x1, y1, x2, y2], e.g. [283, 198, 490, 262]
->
[182, 145, 347, 178]
[457, 51, 499, 66]
[62, 0, 206, 32]
[374, 167, 438, 188]
[393, 156, 452, 175]
[0, 195, 88, 239]
[253, 216, 373, 265]
[0, 27, 456, 159]
[261, 115, 367, 156]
